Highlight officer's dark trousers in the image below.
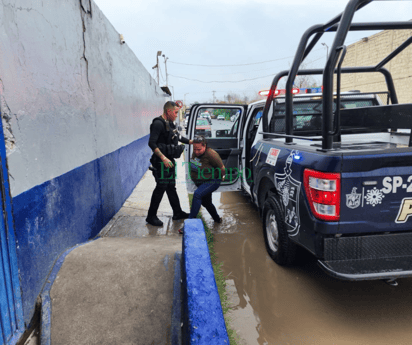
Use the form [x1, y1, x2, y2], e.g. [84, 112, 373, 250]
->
[147, 163, 183, 217]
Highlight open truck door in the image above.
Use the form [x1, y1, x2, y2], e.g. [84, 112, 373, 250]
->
[184, 104, 248, 193]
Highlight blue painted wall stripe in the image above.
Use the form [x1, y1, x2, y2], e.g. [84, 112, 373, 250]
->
[182, 219, 229, 344]
[12, 134, 152, 325]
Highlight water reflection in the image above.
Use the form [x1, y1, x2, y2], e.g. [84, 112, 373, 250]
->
[207, 191, 412, 345]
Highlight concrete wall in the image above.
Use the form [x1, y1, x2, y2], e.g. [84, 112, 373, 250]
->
[340, 28, 412, 103]
[0, 0, 165, 325]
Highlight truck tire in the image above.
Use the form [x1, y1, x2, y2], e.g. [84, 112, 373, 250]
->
[262, 195, 296, 266]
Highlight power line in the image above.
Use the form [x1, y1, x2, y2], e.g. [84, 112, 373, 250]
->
[169, 74, 276, 83]
[186, 55, 325, 76]
[167, 36, 365, 84]
[168, 37, 363, 68]
[306, 55, 325, 64]
[169, 55, 296, 67]
[168, 56, 326, 84]
[168, 47, 330, 68]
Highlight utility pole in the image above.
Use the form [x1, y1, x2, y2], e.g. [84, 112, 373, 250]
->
[212, 90, 216, 103]
[184, 93, 189, 107]
[170, 85, 174, 100]
[162, 54, 169, 86]
[152, 51, 162, 84]
[321, 43, 329, 60]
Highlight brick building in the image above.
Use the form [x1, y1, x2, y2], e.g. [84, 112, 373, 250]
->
[340, 24, 412, 104]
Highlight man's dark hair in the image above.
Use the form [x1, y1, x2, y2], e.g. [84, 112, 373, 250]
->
[164, 101, 178, 113]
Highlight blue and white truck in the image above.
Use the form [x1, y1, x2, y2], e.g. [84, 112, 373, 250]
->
[185, 0, 412, 283]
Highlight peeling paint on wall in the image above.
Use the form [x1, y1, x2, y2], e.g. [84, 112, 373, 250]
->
[0, 78, 17, 156]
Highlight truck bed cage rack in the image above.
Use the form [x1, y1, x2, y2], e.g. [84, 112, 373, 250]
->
[262, 0, 412, 151]
[273, 91, 391, 105]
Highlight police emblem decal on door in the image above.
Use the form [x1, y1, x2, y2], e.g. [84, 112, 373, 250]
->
[275, 150, 301, 237]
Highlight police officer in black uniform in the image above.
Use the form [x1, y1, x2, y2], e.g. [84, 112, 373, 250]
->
[146, 101, 195, 226]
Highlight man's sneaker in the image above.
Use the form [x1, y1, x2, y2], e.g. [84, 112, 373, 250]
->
[172, 211, 190, 220]
[146, 216, 163, 227]
[213, 216, 222, 223]
[178, 227, 184, 235]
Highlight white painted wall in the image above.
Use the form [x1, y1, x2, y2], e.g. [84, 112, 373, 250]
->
[0, 0, 165, 197]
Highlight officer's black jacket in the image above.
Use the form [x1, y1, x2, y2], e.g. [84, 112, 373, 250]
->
[148, 116, 189, 160]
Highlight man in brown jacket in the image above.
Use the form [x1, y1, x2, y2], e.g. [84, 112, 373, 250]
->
[179, 136, 225, 234]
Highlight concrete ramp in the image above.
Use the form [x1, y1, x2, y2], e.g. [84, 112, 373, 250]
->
[50, 236, 180, 344]
[48, 157, 190, 344]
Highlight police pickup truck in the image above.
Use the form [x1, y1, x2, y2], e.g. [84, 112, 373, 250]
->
[185, 0, 412, 283]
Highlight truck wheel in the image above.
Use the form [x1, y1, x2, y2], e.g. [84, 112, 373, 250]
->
[262, 195, 296, 266]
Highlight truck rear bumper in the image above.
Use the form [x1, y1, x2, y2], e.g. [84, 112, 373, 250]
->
[320, 232, 412, 280]
[318, 257, 412, 281]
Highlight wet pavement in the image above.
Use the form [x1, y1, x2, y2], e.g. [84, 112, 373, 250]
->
[48, 158, 189, 345]
[24, 158, 412, 345]
[204, 191, 412, 345]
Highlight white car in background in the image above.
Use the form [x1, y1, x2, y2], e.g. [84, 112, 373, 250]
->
[201, 113, 212, 124]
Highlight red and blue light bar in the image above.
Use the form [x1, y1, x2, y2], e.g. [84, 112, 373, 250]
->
[258, 87, 322, 97]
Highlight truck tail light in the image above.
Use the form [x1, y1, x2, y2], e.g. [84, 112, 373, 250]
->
[303, 169, 340, 221]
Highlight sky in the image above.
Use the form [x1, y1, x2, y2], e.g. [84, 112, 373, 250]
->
[93, 0, 412, 105]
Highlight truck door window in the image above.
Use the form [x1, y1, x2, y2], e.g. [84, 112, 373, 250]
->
[271, 98, 379, 133]
[341, 100, 375, 108]
[247, 109, 263, 134]
[193, 107, 242, 139]
[229, 117, 239, 137]
[245, 107, 264, 172]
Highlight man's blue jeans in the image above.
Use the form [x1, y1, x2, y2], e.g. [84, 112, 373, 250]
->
[189, 179, 221, 220]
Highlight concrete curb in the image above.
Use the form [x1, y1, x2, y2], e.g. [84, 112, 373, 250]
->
[182, 219, 229, 344]
[39, 239, 98, 345]
[171, 251, 182, 345]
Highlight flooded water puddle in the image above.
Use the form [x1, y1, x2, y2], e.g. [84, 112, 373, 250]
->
[203, 191, 412, 345]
